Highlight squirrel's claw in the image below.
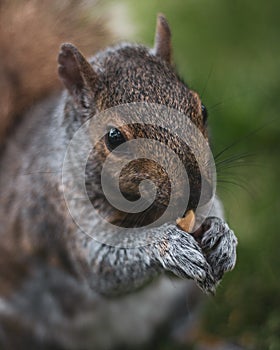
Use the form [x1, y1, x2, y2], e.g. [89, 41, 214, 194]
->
[155, 226, 217, 294]
[155, 217, 238, 294]
[200, 217, 238, 281]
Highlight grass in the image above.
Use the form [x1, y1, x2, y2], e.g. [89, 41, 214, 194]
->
[108, 0, 280, 348]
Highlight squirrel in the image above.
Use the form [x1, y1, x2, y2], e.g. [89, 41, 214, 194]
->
[0, 13, 237, 350]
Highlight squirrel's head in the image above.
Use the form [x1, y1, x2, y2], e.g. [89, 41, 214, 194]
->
[58, 14, 214, 228]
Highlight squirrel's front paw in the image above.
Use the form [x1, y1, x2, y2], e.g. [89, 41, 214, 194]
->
[155, 225, 216, 294]
[200, 217, 238, 281]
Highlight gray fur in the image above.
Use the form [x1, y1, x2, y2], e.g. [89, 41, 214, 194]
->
[84, 218, 237, 296]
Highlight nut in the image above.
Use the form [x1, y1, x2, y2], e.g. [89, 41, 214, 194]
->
[176, 210, 195, 232]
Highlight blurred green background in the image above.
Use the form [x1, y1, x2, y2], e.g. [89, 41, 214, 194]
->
[106, 0, 280, 349]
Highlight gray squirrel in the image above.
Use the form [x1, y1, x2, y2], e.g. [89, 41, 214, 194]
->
[0, 14, 237, 349]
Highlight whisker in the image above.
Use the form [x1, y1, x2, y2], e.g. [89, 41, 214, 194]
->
[216, 161, 260, 172]
[214, 122, 270, 161]
[217, 179, 254, 197]
[218, 170, 256, 190]
[215, 153, 254, 168]
[215, 151, 252, 164]
[207, 100, 224, 112]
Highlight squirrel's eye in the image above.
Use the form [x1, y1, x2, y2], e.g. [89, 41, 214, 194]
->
[201, 104, 208, 124]
[106, 127, 126, 152]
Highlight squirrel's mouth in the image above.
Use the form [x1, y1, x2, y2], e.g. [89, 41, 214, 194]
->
[104, 196, 202, 229]
[88, 180, 215, 229]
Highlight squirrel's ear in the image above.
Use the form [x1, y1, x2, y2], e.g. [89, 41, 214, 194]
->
[154, 14, 172, 64]
[58, 43, 98, 102]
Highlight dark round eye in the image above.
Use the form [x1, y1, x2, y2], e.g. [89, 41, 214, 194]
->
[201, 104, 208, 124]
[106, 127, 126, 152]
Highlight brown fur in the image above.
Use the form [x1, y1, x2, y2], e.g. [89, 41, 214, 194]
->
[0, 0, 110, 149]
